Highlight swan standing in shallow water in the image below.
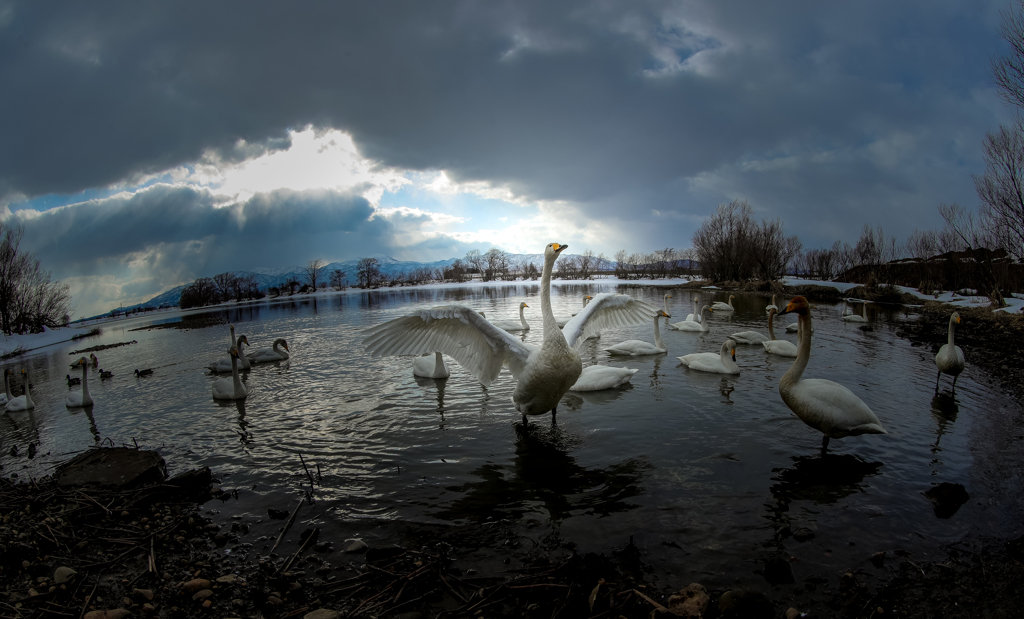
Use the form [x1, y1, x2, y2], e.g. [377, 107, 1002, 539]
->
[6, 370, 34, 412]
[247, 338, 290, 363]
[604, 310, 670, 355]
[765, 295, 778, 315]
[569, 365, 638, 391]
[670, 305, 712, 331]
[0, 368, 12, 405]
[762, 308, 798, 357]
[413, 352, 450, 379]
[935, 312, 966, 392]
[365, 243, 659, 423]
[685, 296, 702, 323]
[678, 339, 740, 374]
[778, 297, 886, 453]
[212, 346, 249, 400]
[66, 357, 94, 408]
[491, 302, 531, 331]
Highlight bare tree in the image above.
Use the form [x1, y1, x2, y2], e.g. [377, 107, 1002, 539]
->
[304, 259, 326, 291]
[356, 257, 381, 289]
[329, 269, 348, 290]
[484, 248, 510, 281]
[464, 249, 484, 279]
[212, 272, 236, 302]
[906, 229, 939, 260]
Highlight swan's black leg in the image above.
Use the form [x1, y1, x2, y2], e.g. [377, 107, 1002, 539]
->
[522, 413, 528, 426]
[935, 370, 941, 392]
[952, 375, 958, 393]
[551, 406, 557, 422]
[821, 435, 830, 455]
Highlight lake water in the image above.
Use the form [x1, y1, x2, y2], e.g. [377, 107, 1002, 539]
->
[2, 283, 1023, 591]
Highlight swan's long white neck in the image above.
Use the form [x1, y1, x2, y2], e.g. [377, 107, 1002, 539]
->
[541, 253, 559, 337]
[947, 315, 957, 347]
[767, 309, 777, 341]
[80, 361, 90, 401]
[663, 295, 671, 314]
[700, 306, 711, 331]
[21, 373, 33, 407]
[229, 351, 244, 397]
[519, 304, 528, 328]
[3, 372, 10, 400]
[781, 311, 812, 388]
[653, 315, 664, 349]
[719, 341, 732, 364]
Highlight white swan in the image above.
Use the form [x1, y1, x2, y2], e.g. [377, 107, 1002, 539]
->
[0, 368, 12, 405]
[935, 312, 966, 392]
[729, 323, 769, 344]
[65, 357, 94, 408]
[6, 370, 34, 412]
[661, 293, 672, 317]
[212, 346, 249, 400]
[785, 322, 800, 333]
[670, 305, 712, 331]
[762, 308, 798, 357]
[711, 295, 735, 311]
[569, 365, 638, 391]
[678, 338, 740, 374]
[765, 295, 778, 315]
[365, 243, 659, 422]
[604, 310, 670, 356]
[685, 296, 702, 323]
[777, 297, 886, 452]
[557, 296, 591, 327]
[247, 338, 290, 363]
[209, 330, 252, 372]
[491, 302, 531, 331]
[413, 352, 450, 379]
[842, 302, 868, 323]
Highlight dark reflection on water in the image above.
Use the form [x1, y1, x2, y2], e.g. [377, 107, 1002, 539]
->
[436, 422, 652, 522]
[769, 454, 883, 506]
[930, 392, 959, 453]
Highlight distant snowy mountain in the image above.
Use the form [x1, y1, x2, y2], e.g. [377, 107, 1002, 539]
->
[118, 252, 612, 315]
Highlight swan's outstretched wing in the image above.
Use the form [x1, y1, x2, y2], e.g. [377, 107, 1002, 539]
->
[363, 305, 534, 386]
[562, 293, 659, 349]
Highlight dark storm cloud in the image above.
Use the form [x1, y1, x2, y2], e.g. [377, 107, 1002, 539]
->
[0, 0, 1010, 248]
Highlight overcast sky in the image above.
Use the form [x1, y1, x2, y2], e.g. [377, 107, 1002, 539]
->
[0, 0, 1016, 317]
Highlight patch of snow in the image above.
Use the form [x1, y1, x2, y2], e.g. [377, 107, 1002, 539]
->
[1, 326, 95, 357]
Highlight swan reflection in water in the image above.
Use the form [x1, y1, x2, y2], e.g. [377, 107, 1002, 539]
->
[930, 392, 959, 454]
[215, 398, 253, 446]
[67, 405, 101, 445]
[413, 375, 449, 429]
[769, 453, 883, 507]
[719, 378, 735, 404]
[434, 422, 652, 523]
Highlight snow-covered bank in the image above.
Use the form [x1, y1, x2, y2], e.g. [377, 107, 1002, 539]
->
[1, 326, 95, 358]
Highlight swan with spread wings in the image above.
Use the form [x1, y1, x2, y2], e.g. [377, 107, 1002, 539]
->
[364, 243, 659, 423]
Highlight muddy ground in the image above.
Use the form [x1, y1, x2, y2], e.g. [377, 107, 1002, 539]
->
[3, 295, 1024, 619]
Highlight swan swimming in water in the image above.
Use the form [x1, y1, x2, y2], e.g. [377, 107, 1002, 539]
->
[365, 243, 659, 423]
[762, 308, 798, 357]
[604, 310, 670, 356]
[678, 338, 740, 374]
[935, 312, 966, 392]
[661, 294, 672, 318]
[6, 370, 34, 412]
[670, 305, 712, 331]
[413, 352, 450, 379]
[556, 296, 591, 327]
[66, 357, 94, 408]
[778, 297, 886, 453]
[491, 302, 531, 332]
[247, 338, 290, 363]
[569, 365, 638, 391]
[711, 295, 735, 311]
[842, 301, 868, 323]
[212, 346, 250, 400]
[685, 296, 702, 323]
[209, 326, 252, 372]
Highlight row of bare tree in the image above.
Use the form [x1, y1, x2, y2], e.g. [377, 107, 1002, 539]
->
[0, 222, 72, 334]
[179, 272, 266, 309]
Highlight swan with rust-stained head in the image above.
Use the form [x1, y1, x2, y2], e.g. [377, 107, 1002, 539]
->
[778, 297, 886, 453]
[935, 312, 966, 392]
[712, 295, 735, 311]
[6, 370, 34, 412]
[247, 338, 290, 364]
[365, 243, 659, 423]
[670, 305, 712, 331]
[762, 308, 798, 357]
[604, 310, 669, 356]
[212, 346, 249, 400]
[569, 365, 638, 391]
[491, 302, 531, 332]
[66, 357, 94, 408]
[678, 338, 740, 374]
[413, 352, 450, 379]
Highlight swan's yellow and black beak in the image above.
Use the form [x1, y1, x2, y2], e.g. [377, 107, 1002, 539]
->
[552, 243, 567, 253]
[731, 348, 736, 361]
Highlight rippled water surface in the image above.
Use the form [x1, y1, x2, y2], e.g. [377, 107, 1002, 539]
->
[3, 284, 1023, 588]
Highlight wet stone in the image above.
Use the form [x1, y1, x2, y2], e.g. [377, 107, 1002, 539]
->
[342, 539, 368, 553]
[54, 566, 77, 584]
[304, 610, 341, 619]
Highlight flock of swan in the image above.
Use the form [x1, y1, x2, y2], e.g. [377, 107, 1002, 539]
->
[364, 242, 969, 453]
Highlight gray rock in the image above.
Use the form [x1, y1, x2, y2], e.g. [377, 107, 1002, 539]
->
[342, 538, 368, 553]
[303, 610, 341, 619]
[54, 566, 77, 584]
[55, 448, 167, 489]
